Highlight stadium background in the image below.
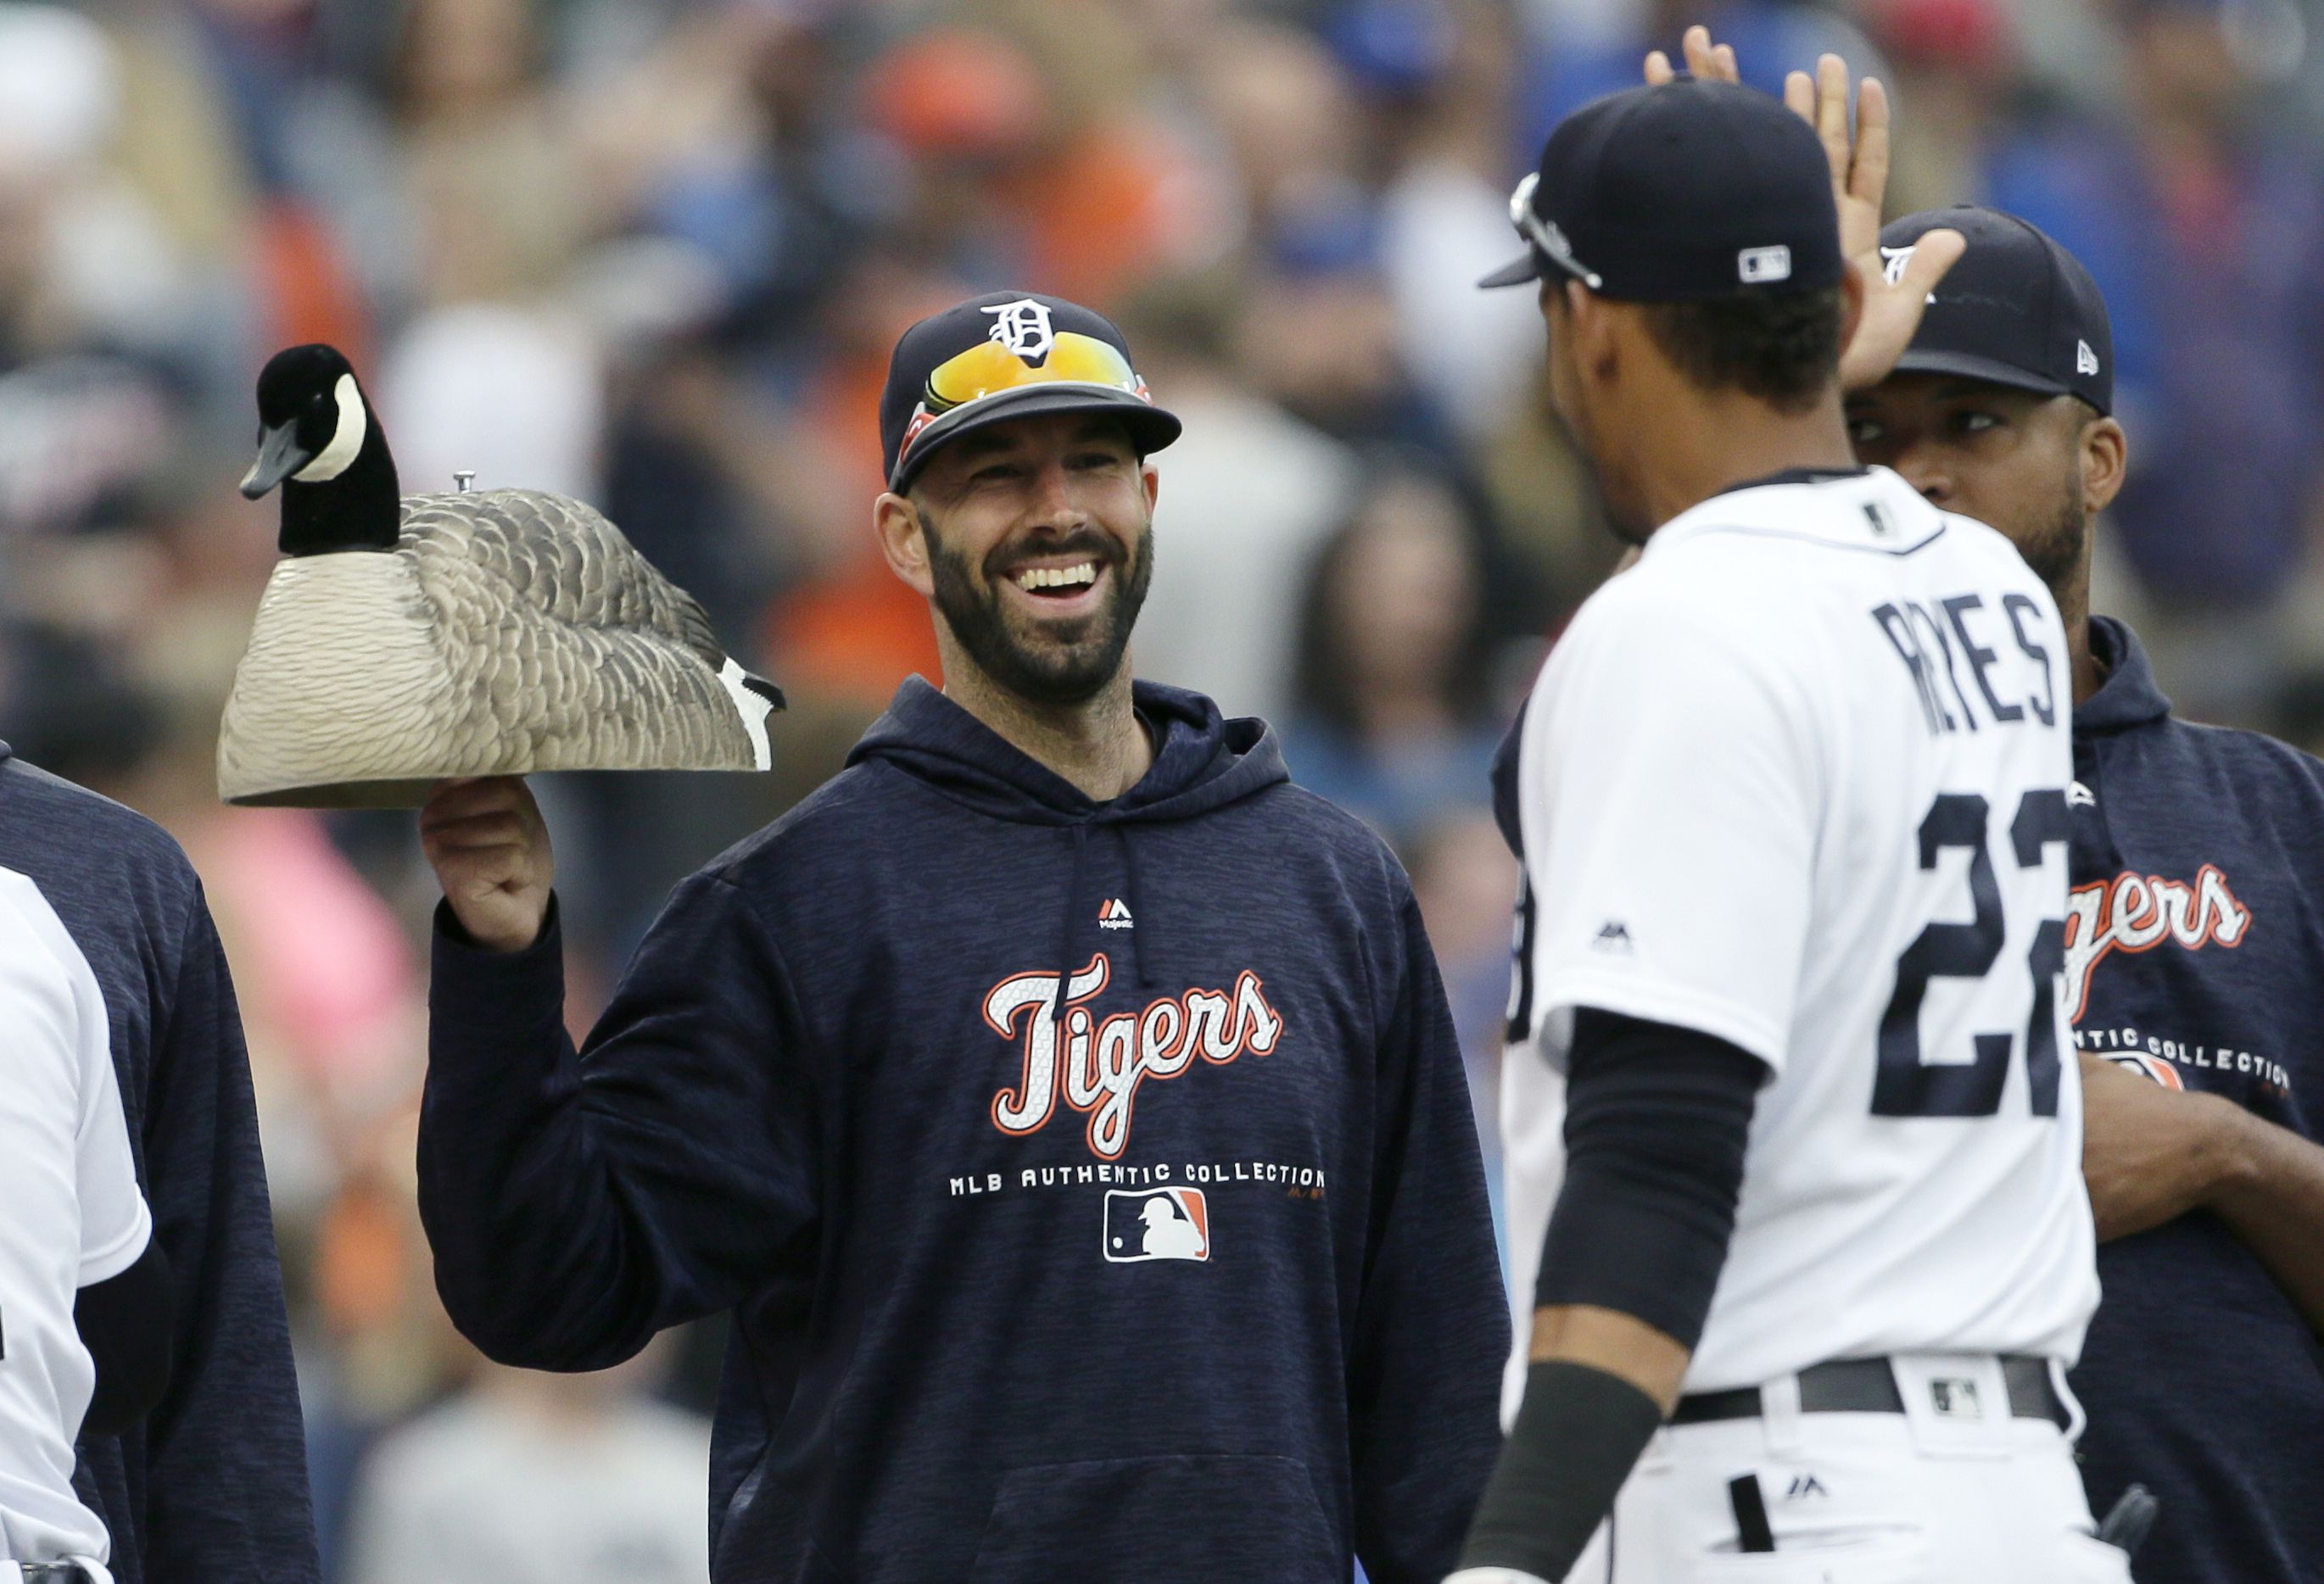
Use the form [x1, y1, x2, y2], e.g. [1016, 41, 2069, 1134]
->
[0, 0, 2319, 1576]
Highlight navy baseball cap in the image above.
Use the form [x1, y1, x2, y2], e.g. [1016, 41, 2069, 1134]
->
[880, 290, 1182, 492]
[1480, 78, 1843, 301]
[1881, 206, 2113, 415]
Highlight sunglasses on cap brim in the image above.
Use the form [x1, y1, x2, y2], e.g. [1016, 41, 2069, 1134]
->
[900, 331, 1154, 461]
[1508, 171, 1604, 291]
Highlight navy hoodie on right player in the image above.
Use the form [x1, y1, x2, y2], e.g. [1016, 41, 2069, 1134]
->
[418, 678, 1507, 1584]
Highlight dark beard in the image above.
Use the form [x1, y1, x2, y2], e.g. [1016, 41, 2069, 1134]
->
[920, 508, 1154, 705]
[2014, 464, 2090, 600]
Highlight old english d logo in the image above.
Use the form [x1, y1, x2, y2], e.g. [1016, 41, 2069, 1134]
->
[1103, 1188, 1209, 1263]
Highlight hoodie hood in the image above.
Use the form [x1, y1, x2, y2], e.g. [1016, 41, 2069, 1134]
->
[847, 676, 1287, 826]
[2077, 616, 2172, 736]
[848, 678, 1288, 990]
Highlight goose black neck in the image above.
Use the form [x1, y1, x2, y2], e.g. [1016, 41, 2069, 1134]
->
[278, 421, 400, 556]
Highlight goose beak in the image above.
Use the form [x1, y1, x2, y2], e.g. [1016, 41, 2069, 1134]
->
[240, 422, 315, 499]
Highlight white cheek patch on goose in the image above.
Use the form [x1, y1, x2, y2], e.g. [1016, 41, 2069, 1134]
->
[293, 374, 369, 482]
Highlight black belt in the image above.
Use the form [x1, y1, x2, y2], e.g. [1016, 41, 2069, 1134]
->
[17, 1566, 91, 1583]
[1672, 1356, 2068, 1431]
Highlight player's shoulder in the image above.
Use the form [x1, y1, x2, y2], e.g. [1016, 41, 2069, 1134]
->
[0, 750, 204, 930]
[2164, 715, 2324, 823]
[700, 761, 894, 885]
[1256, 778, 1419, 884]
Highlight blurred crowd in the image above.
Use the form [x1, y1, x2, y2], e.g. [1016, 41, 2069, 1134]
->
[0, 0, 2319, 1579]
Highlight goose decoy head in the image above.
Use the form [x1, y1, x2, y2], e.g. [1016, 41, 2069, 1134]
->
[240, 343, 400, 555]
[241, 344, 368, 498]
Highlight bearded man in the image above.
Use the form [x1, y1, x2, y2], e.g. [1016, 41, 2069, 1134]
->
[412, 291, 1507, 1584]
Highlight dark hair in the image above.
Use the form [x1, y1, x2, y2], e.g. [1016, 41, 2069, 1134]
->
[1638, 286, 1844, 412]
[1289, 462, 1496, 738]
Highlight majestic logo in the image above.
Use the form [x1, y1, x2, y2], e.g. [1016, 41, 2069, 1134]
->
[1098, 898, 1135, 931]
[982, 298, 1056, 362]
[983, 953, 1284, 1159]
[2064, 866, 2253, 1022]
[1592, 920, 1633, 954]
[1103, 1188, 1209, 1263]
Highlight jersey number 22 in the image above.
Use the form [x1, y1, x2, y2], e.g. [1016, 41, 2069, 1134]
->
[1875, 789, 2069, 1118]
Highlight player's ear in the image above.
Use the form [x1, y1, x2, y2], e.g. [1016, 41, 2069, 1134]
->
[2080, 415, 2127, 516]
[1142, 460, 1159, 515]
[1565, 282, 1621, 388]
[875, 492, 936, 598]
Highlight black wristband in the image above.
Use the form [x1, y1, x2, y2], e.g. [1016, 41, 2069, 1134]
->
[1456, 1359, 1663, 1581]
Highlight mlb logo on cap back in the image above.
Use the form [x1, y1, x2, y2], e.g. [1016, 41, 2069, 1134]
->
[1104, 1188, 1209, 1263]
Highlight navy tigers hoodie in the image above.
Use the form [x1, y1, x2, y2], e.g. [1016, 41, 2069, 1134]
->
[419, 678, 1507, 1584]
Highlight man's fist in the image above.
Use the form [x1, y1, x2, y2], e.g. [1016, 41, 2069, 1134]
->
[419, 776, 555, 953]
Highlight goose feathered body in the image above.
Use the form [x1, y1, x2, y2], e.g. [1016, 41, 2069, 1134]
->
[220, 488, 777, 806]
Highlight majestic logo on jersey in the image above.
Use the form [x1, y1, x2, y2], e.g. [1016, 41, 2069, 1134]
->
[1591, 920, 1633, 954]
[1098, 898, 1134, 931]
[1103, 1187, 1209, 1262]
[983, 953, 1284, 1159]
[2064, 866, 2253, 1023]
[2105, 1052, 2186, 1090]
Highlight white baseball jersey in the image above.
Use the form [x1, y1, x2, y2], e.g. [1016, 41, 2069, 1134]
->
[1500, 466, 2098, 1407]
[0, 865, 150, 1568]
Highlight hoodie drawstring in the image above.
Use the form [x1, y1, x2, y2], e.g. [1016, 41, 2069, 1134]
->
[1055, 823, 1092, 1013]
[1115, 823, 1153, 988]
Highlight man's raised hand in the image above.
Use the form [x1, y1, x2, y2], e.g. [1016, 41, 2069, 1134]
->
[1645, 26, 1964, 391]
[419, 776, 555, 953]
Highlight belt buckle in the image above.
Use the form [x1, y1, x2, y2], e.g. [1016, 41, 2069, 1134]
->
[1889, 1353, 2014, 1459]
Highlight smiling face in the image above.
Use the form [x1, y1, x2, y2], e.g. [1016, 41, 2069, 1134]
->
[877, 411, 1159, 706]
[1846, 373, 2122, 603]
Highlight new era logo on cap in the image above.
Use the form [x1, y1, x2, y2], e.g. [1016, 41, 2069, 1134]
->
[2077, 339, 2101, 376]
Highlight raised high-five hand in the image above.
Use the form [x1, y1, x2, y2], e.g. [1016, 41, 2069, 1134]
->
[420, 775, 555, 953]
[1645, 25, 1964, 392]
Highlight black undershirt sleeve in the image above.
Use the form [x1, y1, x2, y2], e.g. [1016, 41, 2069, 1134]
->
[75, 1234, 176, 1437]
[1534, 1007, 1767, 1344]
[1455, 1007, 1767, 1581]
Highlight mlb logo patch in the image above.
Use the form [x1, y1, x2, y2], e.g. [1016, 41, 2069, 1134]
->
[1103, 1188, 1209, 1263]
[1738, 245, 1792, 284]
[1929, 1377, 1983, 1419]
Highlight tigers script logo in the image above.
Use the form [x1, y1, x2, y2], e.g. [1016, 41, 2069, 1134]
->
[984, 953, 1284, 1159]
[2064, 866, 2252, 1022]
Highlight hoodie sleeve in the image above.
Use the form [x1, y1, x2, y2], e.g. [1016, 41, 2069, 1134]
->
[419, 872, 817, 1370]
[1349, 887, 1511, 1584]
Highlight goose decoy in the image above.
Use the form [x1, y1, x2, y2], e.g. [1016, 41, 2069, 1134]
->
[221, 343, 784, 807]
